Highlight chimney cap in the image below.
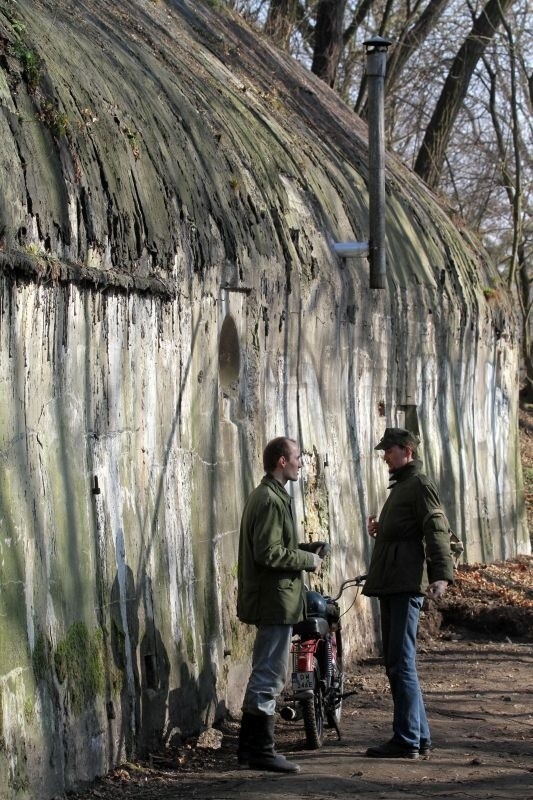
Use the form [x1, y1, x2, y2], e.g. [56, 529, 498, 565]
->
[363, 35, 392, 51]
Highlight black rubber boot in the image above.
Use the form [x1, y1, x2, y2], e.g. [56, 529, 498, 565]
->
[247, 713, 300, 773]
[237, 712, 254, 767]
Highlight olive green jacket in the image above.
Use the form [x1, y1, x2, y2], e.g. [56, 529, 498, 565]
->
[237, 475, 316, 625]
[362, 460, 454, 597]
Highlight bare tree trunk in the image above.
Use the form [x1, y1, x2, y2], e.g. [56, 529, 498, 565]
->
[348, 0, 375, 114]
[500, 19, 532, 404]
[311, 0, 348, 88]
[414, 0, 514, 188]
[484, 22, 531, 401]
[353, 0, 410, 116]
[518, 242, 533, 403]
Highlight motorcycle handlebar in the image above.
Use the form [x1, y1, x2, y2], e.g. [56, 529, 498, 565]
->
[330, 574, 367, 602]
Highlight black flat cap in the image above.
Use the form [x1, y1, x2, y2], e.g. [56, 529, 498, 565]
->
[374, 427, 421, 450]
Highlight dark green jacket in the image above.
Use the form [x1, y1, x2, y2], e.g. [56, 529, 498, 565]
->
[237, 475, 316, 625]
[362, 460, 454, 597]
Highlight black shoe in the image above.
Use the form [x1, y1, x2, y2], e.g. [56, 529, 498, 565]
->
[366, 739, 419, 759]
[419, 740, 432, 757]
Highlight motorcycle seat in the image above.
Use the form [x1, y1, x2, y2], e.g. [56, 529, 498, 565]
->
[293, 617, 330, 638]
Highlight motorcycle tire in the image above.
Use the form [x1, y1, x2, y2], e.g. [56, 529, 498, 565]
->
[301, 657, 325, 749]
[326, 632, 343, 728]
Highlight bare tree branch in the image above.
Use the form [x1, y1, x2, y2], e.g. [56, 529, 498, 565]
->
[384, 0, 449, 95]
[343, 0, 373, 45]
[264, 0, 304, 48]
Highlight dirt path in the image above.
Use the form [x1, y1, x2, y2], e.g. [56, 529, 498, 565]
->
[77, 635, 532, 800]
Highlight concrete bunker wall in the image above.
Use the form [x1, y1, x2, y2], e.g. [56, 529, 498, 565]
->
[0, 1, 528, 796]
[0, 242, 525, 797]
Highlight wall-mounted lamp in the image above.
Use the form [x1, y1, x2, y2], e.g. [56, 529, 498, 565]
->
[331, 242, 369, 258]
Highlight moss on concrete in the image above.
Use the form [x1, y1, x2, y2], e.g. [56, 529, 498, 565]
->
[32, 632, 52, 683]
[228, 617, 253, 662]
[53, 622, 105, 716]
[23, 697, 35, 725]
[184, 626, 196, 665]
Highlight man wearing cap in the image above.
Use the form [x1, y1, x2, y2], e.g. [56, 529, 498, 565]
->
[363, 427, 454, 759]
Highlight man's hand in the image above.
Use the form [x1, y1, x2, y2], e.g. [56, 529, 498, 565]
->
[427, 580, 448, 600]
[368, 515, 378, 539]
[311, 553, 323, 573]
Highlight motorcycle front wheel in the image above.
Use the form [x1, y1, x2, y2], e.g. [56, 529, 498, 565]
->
[301, 657, 325, 749]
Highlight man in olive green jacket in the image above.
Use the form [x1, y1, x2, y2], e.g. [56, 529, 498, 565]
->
[236, 437, 324, 773]
[363, 428, 455, 760]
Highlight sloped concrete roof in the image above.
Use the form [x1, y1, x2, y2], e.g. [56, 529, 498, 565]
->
[0, 0, 507, 302]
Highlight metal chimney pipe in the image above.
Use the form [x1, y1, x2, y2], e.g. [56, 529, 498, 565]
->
[364, 36, 391, 290]
[330, 37, 391, 288]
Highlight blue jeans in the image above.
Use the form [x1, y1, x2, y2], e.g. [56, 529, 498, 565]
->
[379, 594, 430, 748]
[242, 624, 293, 716]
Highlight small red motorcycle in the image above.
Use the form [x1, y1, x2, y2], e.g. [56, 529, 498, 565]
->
[279, 575, 366, 749]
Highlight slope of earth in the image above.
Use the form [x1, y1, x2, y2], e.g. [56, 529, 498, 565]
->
[70, 556, 533, 800]
[435, 556, 533, 639]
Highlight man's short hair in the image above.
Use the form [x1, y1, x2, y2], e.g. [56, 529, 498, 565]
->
[263, 437, 296, 473]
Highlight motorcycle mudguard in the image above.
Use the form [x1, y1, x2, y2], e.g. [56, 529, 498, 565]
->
[293, 639, 318, 672]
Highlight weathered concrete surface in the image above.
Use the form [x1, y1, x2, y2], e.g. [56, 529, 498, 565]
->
[0, 0, 528, 797]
